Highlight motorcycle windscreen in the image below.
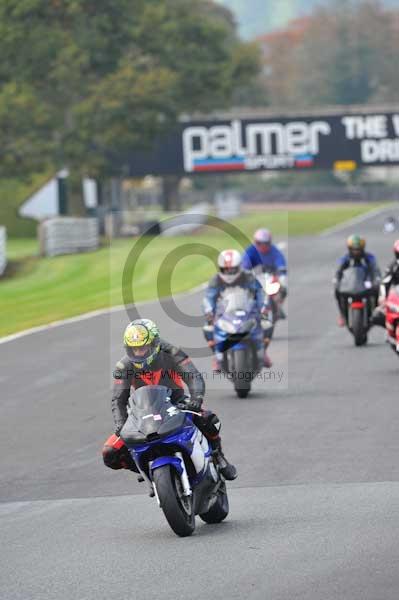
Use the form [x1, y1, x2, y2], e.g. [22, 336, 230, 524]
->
[339, 266, 369, 295]
[129, 385, 186, 439]
[217, 287, 256, 314]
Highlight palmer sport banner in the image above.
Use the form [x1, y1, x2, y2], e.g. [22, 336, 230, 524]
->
[128, 111, 399, 176]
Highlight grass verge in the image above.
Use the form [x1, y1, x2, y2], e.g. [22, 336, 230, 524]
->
[0, 204, 383, 336]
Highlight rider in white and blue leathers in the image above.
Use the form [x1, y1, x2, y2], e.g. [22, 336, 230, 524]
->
[202, 249, 273, 369]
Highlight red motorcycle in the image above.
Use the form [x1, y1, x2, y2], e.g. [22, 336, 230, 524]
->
[257, 269, 286, 340]
[385, 284, 399, 356]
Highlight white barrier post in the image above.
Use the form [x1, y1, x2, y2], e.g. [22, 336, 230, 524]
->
[0, 227, 6, 276]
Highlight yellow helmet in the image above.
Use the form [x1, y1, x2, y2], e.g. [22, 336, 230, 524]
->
[347, 234, 365, 258]
[123, 319, 160, 368]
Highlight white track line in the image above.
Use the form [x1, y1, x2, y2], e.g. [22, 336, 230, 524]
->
[0, 283, 207, 346]
[319, 202, 398, 237]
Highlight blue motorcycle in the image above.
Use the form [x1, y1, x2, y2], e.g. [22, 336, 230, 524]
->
[120, 385, 229, 537]
[213, 288, 262, 398]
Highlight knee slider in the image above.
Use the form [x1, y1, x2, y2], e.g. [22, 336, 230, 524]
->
[102, 446, 122, 470]
[203, 324, 214, 344]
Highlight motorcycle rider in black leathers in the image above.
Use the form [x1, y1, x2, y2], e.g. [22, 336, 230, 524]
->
[334, 234, 380, 326]
[102, 319, 237, 482]
[372, 239, 399, 327]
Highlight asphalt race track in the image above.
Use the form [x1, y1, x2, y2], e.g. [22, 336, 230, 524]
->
[1, 205, 399, 600]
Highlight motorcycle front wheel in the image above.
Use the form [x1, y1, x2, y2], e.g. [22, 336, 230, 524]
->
[153, 465, 195, 537]
[232, 348, 251, 398]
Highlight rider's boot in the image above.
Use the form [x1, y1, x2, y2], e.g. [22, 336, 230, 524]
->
[264, 349, 273, 368]
[277, 305, 286, 320]
[212, 355, 222, 372]
[261, 339, 273, 368]
[371, 305, 385, 328]
[211, 351, 223, 373]
[211, 438, 237, 481]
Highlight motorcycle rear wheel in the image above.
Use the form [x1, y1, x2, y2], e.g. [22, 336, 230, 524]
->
[153, 465, 195, 537]
[352, 308, 367, 346]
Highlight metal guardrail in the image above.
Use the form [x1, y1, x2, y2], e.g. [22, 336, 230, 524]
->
[239, 186, 399, 204]
[160, 203, 211, 236]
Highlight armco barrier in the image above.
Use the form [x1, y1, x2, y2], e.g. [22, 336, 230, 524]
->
[0, 226, 6, 276]
[39, 217, 99, 257]
[160, 203, 210, 236]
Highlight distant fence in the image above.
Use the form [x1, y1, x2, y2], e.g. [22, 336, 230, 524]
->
[39, 217, 99, 257]
[160, 202, 211, 236]
[123, 184, 399, 209]
[215, 192, 241, 219]
[0, 227, 6, 276]
[239, 185, 399, 204]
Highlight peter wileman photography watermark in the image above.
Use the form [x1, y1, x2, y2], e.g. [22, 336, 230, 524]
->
[113, 367, 286, 385]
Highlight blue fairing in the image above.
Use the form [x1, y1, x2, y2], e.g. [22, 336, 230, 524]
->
[214, 321, 263, 353]
[151, 456, 183, 475]
[128, 416, 210, 483]
[130, 419, 195, 456]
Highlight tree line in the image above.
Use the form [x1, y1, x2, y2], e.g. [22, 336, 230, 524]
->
[1, 0, 397, 211]
[253, 0, 399, 109]
[0, 0, 259, 183]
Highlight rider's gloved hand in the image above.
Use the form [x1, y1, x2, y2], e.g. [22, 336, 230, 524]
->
[205, 312, 214, 324]
[186, 395, 204, 412]
[261, 306, 271, 319]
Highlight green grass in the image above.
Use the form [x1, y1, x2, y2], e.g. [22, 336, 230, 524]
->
[0, 204, 382, 336]
[6, 238, 39, 260]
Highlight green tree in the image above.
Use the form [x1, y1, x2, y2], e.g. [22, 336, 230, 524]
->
[258, 0, 399, 109]
[0, 0, 259, 189]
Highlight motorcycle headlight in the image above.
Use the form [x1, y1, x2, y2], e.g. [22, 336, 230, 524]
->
[266, 282, 281, 295]
[217, 318, 237, 334]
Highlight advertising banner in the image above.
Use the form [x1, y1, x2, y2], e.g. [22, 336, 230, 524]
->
[128, 111, 399, 176]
